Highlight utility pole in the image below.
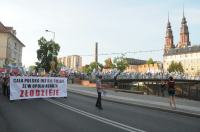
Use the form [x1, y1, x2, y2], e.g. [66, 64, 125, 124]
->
[95, 42, 98, 71]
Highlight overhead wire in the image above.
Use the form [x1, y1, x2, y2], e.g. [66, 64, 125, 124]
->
[77, 49, 163, 57]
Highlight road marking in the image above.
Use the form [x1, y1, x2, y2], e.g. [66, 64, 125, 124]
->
[46, 99, 146, 132]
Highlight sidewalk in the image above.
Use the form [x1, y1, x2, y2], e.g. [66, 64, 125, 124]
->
[68, 84, 200, 118]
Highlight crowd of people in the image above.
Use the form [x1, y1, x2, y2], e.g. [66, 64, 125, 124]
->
[66, 68, 199, 81]
[0, 74, 10, 99]
[94, 70, 199, 81]
[0, 67, 194, 110]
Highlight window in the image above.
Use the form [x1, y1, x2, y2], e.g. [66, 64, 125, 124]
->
[14, 43, 17, 49]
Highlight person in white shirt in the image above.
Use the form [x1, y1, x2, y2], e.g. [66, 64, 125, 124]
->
[95, 75, 103, 110]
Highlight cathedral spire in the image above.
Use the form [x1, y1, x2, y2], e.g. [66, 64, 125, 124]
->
[178, 7, 190, 48]
[168, 11, 169, 23]
[164, 12, 174, 54]
[167, 12, 171, 29]
[183, 4, 185, 18]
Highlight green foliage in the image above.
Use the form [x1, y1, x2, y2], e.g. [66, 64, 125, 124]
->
[81, 65, 90, 74]
[28, 65, 36, 73]
[167, 61, 184, 73]
[113, 55, 128, 72]
[90, 62, 98, 71]
[146, 58, 154, 64]
[57, 62, 65, 71]
[81, 62, 103, 74]
[36, 37, 60, 73]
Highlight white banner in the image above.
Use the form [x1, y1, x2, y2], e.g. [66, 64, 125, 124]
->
[10, 76, 67, 100]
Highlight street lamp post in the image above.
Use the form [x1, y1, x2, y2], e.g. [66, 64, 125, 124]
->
[45, 29, 56, 75]
[45, 30, 55, 41]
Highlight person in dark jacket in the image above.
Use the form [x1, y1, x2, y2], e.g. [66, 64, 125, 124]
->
[0, 76, 3, 95]
[167, 76, 176, 109]
[2, 76, 8, 96]
[6, 76, 10, 99]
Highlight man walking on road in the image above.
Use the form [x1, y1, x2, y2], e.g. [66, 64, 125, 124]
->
[96, 75, 103, 110]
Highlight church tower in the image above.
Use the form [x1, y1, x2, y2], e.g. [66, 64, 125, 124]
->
[178, 8, 190, 48]
[164, 14, 174, 54]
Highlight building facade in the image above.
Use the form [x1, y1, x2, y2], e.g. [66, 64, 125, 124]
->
[124, 58, 160, 73]
[0, 22, 25, 67]
[58, 55, 82, 71]
[102, 58, 160, 73]
[163, 12, 200, 76]
[125, 63, 160, 73]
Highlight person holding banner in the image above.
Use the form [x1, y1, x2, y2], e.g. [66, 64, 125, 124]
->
[0, 76, 3, 95]
[6, 76, 10, 99]
[95, 75, 103, 110]
[2, 76, 8, 96]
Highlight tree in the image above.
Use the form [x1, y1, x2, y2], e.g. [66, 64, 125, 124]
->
[81, 65, 91, 74]
[36, 37, 60, 73]
[146, 58, 154, 65]
[113, 55, 128, 72]
[98, 63, 104, 71]
[81, 62, 103, 74]
[28, 65, 36, 73]
[167, 61, 184, 73]
[146, 58, 154, 72]
[90, 62, 103, 71]
[89, 62, 98, 72]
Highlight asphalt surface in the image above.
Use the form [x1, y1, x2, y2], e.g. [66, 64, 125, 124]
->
[68, 84, 200, 117]
[0, 92, 200, 132]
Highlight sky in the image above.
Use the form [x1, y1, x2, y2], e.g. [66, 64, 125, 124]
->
[0, 0, 200, 67]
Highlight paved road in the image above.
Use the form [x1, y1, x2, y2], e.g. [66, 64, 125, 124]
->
[0, 92, 200, 132]
[68, 84, 200, 116]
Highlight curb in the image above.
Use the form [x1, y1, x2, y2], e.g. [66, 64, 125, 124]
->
[68, 89, 200, 118]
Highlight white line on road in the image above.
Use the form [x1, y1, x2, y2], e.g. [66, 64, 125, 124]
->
[45, 99, 146, 132]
